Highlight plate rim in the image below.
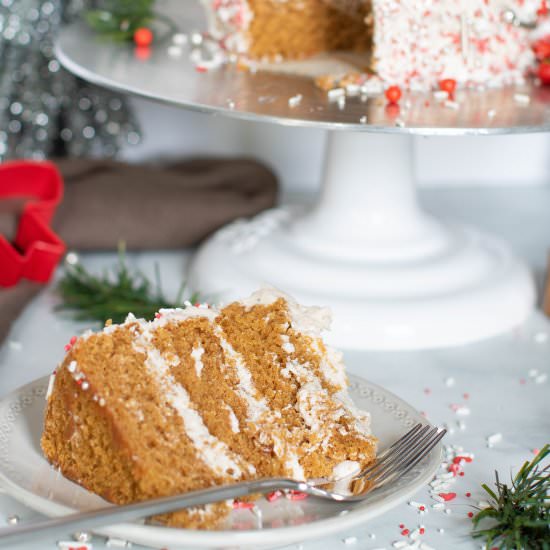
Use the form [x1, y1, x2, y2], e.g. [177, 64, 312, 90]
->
[0, 375, 442, 548]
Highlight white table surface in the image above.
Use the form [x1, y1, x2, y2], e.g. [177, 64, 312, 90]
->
[0, 186, 549, 550]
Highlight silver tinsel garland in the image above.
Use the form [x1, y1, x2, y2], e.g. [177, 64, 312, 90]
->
[0, 0, 140, 161]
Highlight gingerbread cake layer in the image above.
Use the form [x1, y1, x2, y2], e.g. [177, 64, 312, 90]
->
[42, 288, 376, 528]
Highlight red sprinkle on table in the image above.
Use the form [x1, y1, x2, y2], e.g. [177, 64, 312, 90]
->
[419, 527, 425, 535]
[466, 492, 471, 497]
[438, 492, 457, 502]
[468, 512, 474, 518]
[401, 529, 410, 536]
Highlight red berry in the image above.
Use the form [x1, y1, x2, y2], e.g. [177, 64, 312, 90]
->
[439, 78, 457, 95]
[538, 61, 550, 85]
[385, 85, 402, 104]
[533, 38, 550, 61]
[134, 27, 153, 47]
[468, 512, 474, 518]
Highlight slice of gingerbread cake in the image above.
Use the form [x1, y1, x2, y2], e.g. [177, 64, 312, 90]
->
[41, 288, 376, 528]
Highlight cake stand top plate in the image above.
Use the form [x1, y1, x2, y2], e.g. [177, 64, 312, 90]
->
[56, 9, 550, 136]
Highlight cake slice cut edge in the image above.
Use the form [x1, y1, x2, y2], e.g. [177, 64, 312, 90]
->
[41, 287, 377, 529]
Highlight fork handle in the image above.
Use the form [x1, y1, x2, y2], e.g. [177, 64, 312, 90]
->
[0, 478, 303, 547]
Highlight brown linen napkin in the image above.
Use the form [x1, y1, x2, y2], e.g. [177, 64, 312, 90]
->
[0, 157, 278, 343]
[54, 157, 278, 250]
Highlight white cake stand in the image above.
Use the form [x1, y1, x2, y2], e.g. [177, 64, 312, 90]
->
[55, 11, 550, 349]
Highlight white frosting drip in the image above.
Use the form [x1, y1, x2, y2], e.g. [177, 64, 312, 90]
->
[133, 330, 254, 478]
[332, 460, 361, 495]
[46, 372, 56, 400]
[310, 340, 347, 390]
[214, 329, 271, 422]
[226, 405, 240, 433]
[191, 345, 205, 376]
[334, 391, 372, 437]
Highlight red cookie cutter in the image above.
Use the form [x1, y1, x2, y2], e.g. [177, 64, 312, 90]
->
[0, 161, 65, 287]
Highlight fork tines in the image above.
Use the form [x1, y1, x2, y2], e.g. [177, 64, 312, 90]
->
[352, 423, 446, 493]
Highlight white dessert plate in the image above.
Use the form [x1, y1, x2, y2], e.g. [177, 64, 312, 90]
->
[0, 375, 441, 549]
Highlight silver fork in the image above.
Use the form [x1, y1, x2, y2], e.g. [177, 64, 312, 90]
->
[0, 423, 444, 546]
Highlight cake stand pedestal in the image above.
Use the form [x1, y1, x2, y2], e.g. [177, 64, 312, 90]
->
[55, 10, 550, 349]
[189, 131, 535, 349]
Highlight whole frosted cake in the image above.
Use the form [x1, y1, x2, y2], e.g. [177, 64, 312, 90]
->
[203, 0, 540, 89]
[42, 288, 377, 528]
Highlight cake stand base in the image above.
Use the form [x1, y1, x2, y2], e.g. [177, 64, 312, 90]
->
[188, 132, 535, 350]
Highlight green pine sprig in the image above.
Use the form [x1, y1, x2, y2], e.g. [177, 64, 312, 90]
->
[472, 444, 550, 550]
[85, 0, 174, 42]
[57, 246, 201, 325]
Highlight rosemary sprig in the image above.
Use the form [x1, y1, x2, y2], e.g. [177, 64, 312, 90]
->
[472, 444, 549, 549]
[57, 246, 201, 325]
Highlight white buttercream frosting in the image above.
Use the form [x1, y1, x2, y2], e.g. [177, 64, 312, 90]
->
[240, 287, 332, 337]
